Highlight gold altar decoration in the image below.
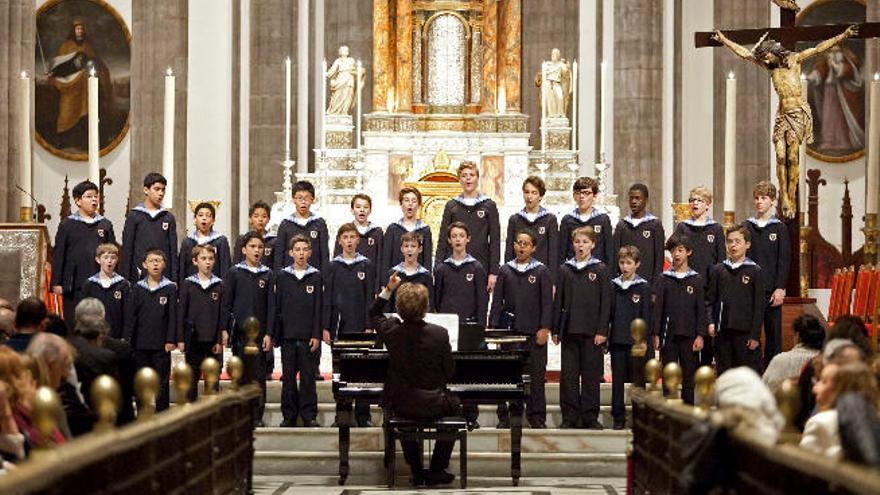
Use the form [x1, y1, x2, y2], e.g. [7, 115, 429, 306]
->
[187, 200, 221, 215]
[403, 150, 460, 249]
[672, 203, 691, 226]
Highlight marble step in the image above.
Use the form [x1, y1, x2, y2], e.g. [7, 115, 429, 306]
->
[253, 450, 627, 478]
[254, 426, 629, 454]
[260, 404, 631, 429]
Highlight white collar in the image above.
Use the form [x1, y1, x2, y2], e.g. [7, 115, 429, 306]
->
[506, 258, 543, 273]
[282, 265, 319, 279]
[287, 212, 320, 226]
[355, 222, 379, 235]
[682, 217, 718, 227]
[69, 211, 105, 224]
[392, 262, 429, 275]
[395, 218, 427, 232]
[746, 216, 782, 228]
[623, 213, 657, 227]
[185, 274, 222, 290]
[723, 258, 757, 270]
[444, 254, 477, 266]
[517, 207, 548, 222]
[137, 276, 174, 292]
[612, 275, 647, 290]
[454, 193, 489, 206]
[569, 207, 605, 222]
[332, 253, 369, 265]
[88, 272, 125, 289]
[234, 261, 270, 274]
[565, 256, 602, 269]
[133, 204, 166, 218]
[662, 268, 699, 280]
[188, 229, 223, 243]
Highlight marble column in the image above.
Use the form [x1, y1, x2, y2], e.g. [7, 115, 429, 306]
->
[373, 0, 393, 111]
[481, 0, 498, 113]
[500, 0, 522, 111]
[613, 0, 663, 213]
[131, 0, 188, 230]
[395, 0, 413, 112]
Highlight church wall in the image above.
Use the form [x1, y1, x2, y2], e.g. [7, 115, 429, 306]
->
[32, 0, 132, 238]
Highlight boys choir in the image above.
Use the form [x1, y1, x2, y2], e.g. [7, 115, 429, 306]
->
[52, 163, 789, 430]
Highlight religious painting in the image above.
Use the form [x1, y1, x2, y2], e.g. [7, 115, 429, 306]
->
[480, 156, 504, 206]
[35, 0, 131, 161]
[797, 0, 866, 163]
[388, 154, 413, 204]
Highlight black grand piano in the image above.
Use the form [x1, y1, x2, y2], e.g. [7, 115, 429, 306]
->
[331, 331, 530, 486]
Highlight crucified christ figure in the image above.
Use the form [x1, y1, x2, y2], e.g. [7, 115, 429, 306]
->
[713, 25, 858, 219]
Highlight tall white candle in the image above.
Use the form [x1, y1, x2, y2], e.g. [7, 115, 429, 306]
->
[163, 68, 175, 207]
[801, 73, 810, 213]
[541, 63, 547, 150]
[724, 72, 737, 212]
[356, 59, 362, 150]
[321, 58, 328, 149]
[285, 56, 292, 160]
[868, 72, 880, 214]
[571, 60, 578, 152]
[599, 60, 607, 159]
[19, 72, 31, 210]
[88, 68, 100, 184]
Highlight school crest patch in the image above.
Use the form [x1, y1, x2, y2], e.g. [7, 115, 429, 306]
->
[642, 230, 651, 238]
[632, 294, 641, 304]
[310, 230, 318, 239]
[306, 285, 314, 294]
[594, 225, 602, 233]
[477, 210, 486, 218]
[588, 272, 597, 282]
[97, 229, 105, 238]
[368, 238, 375, 246]
[466, 273, 474, 282]
[258, 280, 266, 289]
[113, 290, 122, 300]
[211, 291, 219, 301]
[159, 296, 168, 305]
[528, 275, 536, 284]
[357, 272, 366, 280]
[707, 234, 715, 243]
[686, 285, 694, 294]
[538, 226, 546, 235]
[162, 222, 170, 231]
[264, 247, 273, 256]
[742, 275, 751, 285]
[769, 233, 777, 242]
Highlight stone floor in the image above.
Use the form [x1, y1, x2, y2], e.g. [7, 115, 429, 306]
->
[253, 475, 627, 494]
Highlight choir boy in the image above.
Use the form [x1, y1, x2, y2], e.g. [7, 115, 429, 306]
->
[274, 181, 329, 274]
[490, 229, 553, 429]
[707, 224, 765, 373]
[52, 180, 116, 319]
[120, 173, 178, 283]
[436, 161, 501, 291]
[505, 176, 559, 281]
[335, 194, 384, 288]
[387, 232, 433, 313]
[559, 177, 613, 264]
[433, 221, 489, 326]
[552, 226, 610, 429]
[652, 234, 706, 405]
[177, 244, 226, 401]
[612, 184, 665, 282]
[234, 201, 277, 268]
[82, 243, 130, 339]
[382, 187, 433, 276]
[275, 235, 322, 427]
[177, 202, 232, 285]
[124, 249, 179, 411]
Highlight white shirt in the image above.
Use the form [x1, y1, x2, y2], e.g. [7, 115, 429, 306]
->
[800, 410, 842, 460]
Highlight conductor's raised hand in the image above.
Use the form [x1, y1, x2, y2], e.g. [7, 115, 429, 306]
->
[386, 272, 402, 292]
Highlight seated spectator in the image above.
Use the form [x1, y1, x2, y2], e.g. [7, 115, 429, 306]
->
[0, 352, 24, 468]
[0, 305, 14, 344]
[763, 314, 824, 393]
[801, 361, 878, 460]
[0, 347, 64, 451]
[716, 367, 784, 447]
[71, 316, 119, 410]
[74, 297, 104, 325]
[828, 315, 874, 359]
[26, 333, 93, 437]
[42, 314, 69, 338]
[837, 391, 880, 468]
[4, 298, 47, 353]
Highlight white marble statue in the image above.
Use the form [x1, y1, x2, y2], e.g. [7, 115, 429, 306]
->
[542, 48, 572, 118]
[326, 45, 359, 115]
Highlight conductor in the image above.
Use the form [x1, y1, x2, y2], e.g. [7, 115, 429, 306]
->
[371, 273, 461, 486]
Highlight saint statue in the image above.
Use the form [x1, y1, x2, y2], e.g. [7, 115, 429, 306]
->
[326, 45, 361, 116]
[541, 48, 571, 118]
[713, 25, 858, 218]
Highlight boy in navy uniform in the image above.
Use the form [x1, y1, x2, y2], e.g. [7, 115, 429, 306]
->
[335, 194, 384, 288]
[612, 184, 665, 282]
[275, 235, 322, 427]
[436, 161, 501, 291]
[708, 224, 765, 373]
[124, 249, 179, 411]
[382, 187, 433, 276]
[324, 223, 375, 426]
[177, 244, 226, 402]
[120, 173, 178, 283]
[609, 245, 652, 429]
[559, 177, 614, 264]
[490, 229, 553, 429]
[553, 226, 611, 429]
[387, 232, 433, 313]
[52, 180, 116, 320]
[177, 202, 232, 284]
[274, 181, 329, 274]
[744, 181, 790, 368]
[82, 243, 130, 339]
[223, 231, 275, 425]
[505, 176, 558, 281]
[234, 201, 277, 268]
[652, 234, 706, 405]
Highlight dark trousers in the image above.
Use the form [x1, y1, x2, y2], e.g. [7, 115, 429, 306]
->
[762, 300, 782, 370]
[660, 336, 696, 405]
[185, 341, 221, 402]
[281, 339, 319, 422]
[610, 343, 644, 421]
[497, 337, 547, 426]
[233, 341, 267, 423]
[717, 330, 759, 374]
[559, 334, 604, 425]
[401, 437, 455, 475]
[265, 347, 276, 380]
[698, 336, 715, 368]
[132, 349, 171, 411]
[61, 289, 83, 326]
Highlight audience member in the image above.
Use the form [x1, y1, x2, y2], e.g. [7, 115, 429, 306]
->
[0, 307, 14, 344]
[715, 367, 784, 446]
[828, 316, 874, 358]
[762, 314, 824, 392]
[71, 316, 119, 410]
[26, 333, 93, 437]
[4, 299, 47, 353]
[0, 348, 64, 450]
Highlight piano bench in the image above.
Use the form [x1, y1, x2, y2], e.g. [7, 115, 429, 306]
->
[384, 416, 468, 489]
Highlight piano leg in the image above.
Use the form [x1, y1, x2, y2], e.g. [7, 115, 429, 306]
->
[337, 399, 352, 485]
[509, 400, 523, 486]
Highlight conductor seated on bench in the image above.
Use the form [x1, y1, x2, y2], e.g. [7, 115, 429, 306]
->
[371, 273, 462, 486]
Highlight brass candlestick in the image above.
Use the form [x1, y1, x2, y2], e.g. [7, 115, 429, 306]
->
[864, 213, 879, 266]
[91, 374, 121, 432]
[19, 206, 33, 223]
[799, 211, 812, 298]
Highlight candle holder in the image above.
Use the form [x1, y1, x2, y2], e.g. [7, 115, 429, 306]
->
[19, 206, 33, 223]
[535, 158, 550, 181]
[281, 158, 295, 203]
[799, 211, 812, 298]
[863, 213, 879, 266]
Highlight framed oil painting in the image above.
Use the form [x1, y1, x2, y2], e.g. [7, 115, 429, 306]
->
[797, 0, 866, 163]
[35, 0, 131, 161]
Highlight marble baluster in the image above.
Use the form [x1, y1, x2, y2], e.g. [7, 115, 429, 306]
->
[396, 0, 413, 112]
[501, 0, 522, 112]
[373, 0, 392, 111]
[481, 0, 498, 113]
